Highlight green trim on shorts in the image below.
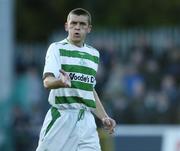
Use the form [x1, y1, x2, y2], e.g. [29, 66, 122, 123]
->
[55, 96, 96, 108]
[45, 107, 61, 135]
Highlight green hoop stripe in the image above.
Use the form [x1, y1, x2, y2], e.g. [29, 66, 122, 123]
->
[71, 81, 93, 91]
[60, 49, 99, 64]
[62, 64, 96, 76]
[55, 96, 96, 108]
[45, 107, 61, 135]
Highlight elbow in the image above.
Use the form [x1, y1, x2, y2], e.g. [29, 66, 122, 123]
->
[43, 77, 59, 89]
[43, 79, 50, 89]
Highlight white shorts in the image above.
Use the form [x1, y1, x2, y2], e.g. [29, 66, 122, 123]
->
[36, 107, 101, 151]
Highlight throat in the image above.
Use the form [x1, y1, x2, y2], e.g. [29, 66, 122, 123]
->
[66, 38, 84, 47]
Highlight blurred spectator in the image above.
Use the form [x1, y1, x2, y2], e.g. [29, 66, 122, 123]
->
[161, 75, 178, 104]
[13, 64, 43, 113]
[128, 34, 154, 63]
[159, 47, 180, 82]
[11, 105, 31, 151]
[96, 47, 115, 96]
[122, 64, 145, 98]
[143, 59, 161, 90]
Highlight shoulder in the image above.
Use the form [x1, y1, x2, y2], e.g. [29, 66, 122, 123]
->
[55, 39, 69, 46]
[85, 44, 100, 58]
[50, 40, 67, 48]
[47, 40, 68, 51]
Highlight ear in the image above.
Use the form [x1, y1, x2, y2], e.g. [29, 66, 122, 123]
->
[87, 25, 92, 33]
[65, 22, 68, 32]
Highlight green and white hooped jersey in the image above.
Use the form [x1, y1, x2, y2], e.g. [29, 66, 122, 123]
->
[43, 39, 99, 110]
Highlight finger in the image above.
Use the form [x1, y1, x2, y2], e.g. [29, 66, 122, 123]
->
[59, 69, 66, 75]
[59, 69, 71, 80]
[104, 125, 114, 134]
[109, 124, 115, 134]
[112, 120, 116, 128]
[109, 119, 116, 128]
[103, 118, 111, 126]
[107, 121, 115, 134]
[66, 75, 71, 81]
[59, 73, 65, 81]
[59, 70, 70, 80]
[105, 119, 111, 126]
[60, 69, 70, 79]
[58, 74, 71, 88]
[66, 80, 71, 87]
[64, 81, 71, 87]
[110, 128, 115, 134]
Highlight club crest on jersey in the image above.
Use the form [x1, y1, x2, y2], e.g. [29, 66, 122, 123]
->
[69, 73, 95, 84]
[79, 58, 86, 65]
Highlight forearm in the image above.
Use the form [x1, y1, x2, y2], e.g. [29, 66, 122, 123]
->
[43, 70, 71, 89]
[43, 76, 66, 89]
[93, 89, 109, 120]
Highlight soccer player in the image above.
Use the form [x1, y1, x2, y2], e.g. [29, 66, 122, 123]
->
[36, 8, 116, 151]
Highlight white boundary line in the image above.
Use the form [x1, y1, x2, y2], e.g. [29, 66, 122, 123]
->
[114, 125, 180, 136]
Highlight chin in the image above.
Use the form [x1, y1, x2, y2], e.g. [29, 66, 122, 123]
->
[73, 38, 82, 43]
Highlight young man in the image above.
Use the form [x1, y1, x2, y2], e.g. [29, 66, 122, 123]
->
[36, 8, 116, 151]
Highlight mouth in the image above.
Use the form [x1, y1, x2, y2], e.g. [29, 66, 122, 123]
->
[74, 32, 80, 37]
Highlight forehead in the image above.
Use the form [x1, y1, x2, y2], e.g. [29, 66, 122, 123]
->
[67, 14, 89, 24]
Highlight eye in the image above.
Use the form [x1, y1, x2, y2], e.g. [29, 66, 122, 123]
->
[80, 22, 86, 26]
[71, 21, 77, 25]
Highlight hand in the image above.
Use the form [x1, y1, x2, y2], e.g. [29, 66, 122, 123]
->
[102, 117, 116, 134]
[59, 69, 71, 87]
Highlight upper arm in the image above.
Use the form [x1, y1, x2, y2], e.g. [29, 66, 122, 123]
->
[93, 88, 97, 98]
[43, 43, 61, 78]
[43, 72, 55, 80]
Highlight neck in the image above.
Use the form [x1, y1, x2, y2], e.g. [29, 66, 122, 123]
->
[66, 37, 84, 47]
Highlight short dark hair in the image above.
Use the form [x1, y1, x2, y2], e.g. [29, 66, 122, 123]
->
[67, 8, 91, 25]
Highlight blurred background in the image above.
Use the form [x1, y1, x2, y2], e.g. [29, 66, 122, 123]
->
[0, 0, 180, 151]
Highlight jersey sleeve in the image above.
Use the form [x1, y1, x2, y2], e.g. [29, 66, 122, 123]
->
[93, 49, 100, 88]
[93, 79, 96, 88]
[43, 43, 61, 78]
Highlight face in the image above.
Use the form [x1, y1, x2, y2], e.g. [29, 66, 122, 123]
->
[65, 14, 91, 47]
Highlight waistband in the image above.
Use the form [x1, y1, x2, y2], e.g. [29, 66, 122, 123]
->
[53, 105, 93, 112]
[52, 106, 92, 121]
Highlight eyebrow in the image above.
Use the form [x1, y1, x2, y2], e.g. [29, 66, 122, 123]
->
[70, 21, 88, 25]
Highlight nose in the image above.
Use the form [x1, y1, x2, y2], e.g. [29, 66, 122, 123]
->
[75, 23, 80, 29]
